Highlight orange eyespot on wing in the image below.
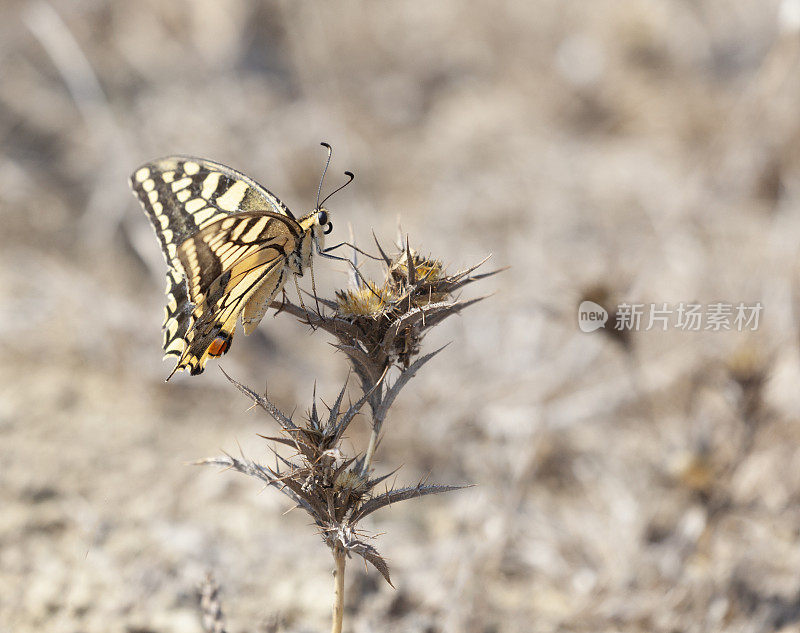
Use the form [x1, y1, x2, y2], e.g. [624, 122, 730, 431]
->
[208, 333, 232, 357]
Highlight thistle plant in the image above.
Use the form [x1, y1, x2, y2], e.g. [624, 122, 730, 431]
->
[199, 238, 497, 633]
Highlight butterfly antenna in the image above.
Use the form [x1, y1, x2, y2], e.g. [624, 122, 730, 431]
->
[320, 171, 355, 207]
[316, 142, 333, 210]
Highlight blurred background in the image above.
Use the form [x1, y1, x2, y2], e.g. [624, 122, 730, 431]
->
[4, 1, 800, 631]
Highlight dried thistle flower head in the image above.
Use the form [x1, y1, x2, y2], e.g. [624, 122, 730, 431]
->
[330, 239, 497, 372]
[275, 238, 497, 376]
[390, 249, 443, 282]
[386, 245, 457, 305]
[333, 465, 371, 494]
[335, 281, 397, 318]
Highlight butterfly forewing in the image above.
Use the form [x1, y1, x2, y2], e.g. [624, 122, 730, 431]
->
[129, 156, 308, 378]
[130, 156, 293, 262]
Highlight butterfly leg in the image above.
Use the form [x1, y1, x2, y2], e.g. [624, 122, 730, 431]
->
[273, 289, 289, 317]
[323, 241, 383, 261]
[292, 274, 317, 330]
[316, 241, 373, 290]
[310, 256, 321, 318]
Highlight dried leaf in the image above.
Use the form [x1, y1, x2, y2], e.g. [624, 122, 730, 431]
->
[332, 369, 386, 439]
[373, 344, 449, 427]
[349, 540, 393, 587]
[365, 467, 400, 492]
[353, 482, 470, 521]
[220, 368, 297, 431]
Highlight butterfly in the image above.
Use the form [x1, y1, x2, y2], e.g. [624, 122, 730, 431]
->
[129, 145, 351, 379]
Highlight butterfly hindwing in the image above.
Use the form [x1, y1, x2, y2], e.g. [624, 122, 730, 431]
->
[242, 267, 287, 335]
[162, 267, 192, 360]
[172, 212, 301, 376]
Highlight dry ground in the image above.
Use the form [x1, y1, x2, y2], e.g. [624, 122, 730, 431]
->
[3, 1, 800, 632]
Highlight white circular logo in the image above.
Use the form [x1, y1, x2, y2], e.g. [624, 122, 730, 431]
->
[578, 301, 608, 332]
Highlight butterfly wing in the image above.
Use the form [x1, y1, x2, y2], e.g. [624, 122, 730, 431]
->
[129, 157, 298, 376]
[167, 211, 302, 377]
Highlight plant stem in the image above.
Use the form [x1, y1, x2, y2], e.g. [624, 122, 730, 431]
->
[331, 545, 347, 633]
[362, 427, 379, 475]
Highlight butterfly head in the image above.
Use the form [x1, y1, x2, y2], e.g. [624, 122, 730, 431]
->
[316, 208, 333, 236]
[299, 207, 333, 250]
